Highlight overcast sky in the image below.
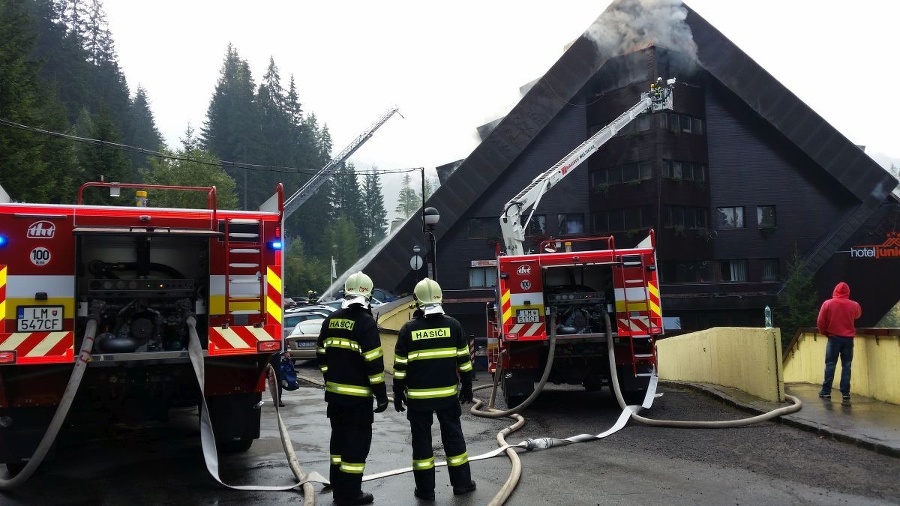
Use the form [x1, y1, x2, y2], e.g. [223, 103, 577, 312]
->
[102, 0, 900, 216]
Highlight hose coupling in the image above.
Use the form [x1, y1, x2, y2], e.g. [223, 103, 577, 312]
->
[523, 437, 553, 451]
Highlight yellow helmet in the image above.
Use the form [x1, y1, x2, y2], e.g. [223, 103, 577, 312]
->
[414, 278, 442, 306]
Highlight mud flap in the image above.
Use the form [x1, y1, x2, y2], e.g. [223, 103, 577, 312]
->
[501, 371, 535, 407]
[205, 392, 261, 453]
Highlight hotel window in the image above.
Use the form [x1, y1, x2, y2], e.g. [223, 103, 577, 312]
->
[757, 206, 776, 229]
[523, 214, 547, 236]
[720, 259, 748, 282]
[467, 217, 501, 239]
[557, 213, 584, 234]
[469, 267, 498, 288]
[715, 207, 745, 229]
[761, 258, 779, 281]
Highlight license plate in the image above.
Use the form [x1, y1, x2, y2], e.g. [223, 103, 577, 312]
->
[516, 309, 540, 323]
[292, 340, 315, 349]
[17, 306, 64, 332]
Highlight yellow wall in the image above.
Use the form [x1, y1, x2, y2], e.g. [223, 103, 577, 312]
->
[374, 296, 418, 373]
[783, 330, 900, 404]
[657, 327, 784, 402]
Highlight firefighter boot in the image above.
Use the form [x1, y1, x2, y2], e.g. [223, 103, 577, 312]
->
[450, 462, 476, 495]
[335, 469, 371, 506]
[413, 467, 436, 501]
[335, 491, 374, 506]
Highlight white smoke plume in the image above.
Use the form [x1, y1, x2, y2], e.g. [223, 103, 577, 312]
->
[585, 0, 697, 64]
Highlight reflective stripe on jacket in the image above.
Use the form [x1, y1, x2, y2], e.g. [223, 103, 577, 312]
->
[394, 313, 473, 410]
[316, 305, 387, 406]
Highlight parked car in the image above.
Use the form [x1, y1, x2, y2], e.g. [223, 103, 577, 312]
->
[285, 318, 325, 361]
[372, 288, 399, 302]
[301, 304, 337, 313]
[333, 288, 399, 302]
[283, 308, 331, 339]
[317, 298, 384, 311]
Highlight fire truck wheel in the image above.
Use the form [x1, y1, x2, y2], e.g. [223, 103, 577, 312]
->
[6, 462, 26, 476]
[620, 390, 645, 406]
[219, 436, 254, 453]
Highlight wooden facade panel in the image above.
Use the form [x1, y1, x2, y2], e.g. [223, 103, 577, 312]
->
[705, 82, 848, 261]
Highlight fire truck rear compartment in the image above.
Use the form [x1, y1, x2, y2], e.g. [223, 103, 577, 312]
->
[542, 264, 615, 387]
[77, 232, 209, 354]
[502, 262, 652, 406]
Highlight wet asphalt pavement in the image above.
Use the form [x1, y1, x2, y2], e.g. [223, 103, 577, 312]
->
[1, 362, 898, 505]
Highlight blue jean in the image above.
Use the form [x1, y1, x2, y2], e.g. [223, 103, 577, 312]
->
[821, 336, 854, 396]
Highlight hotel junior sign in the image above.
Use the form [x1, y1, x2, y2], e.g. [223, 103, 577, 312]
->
[849, 231, 900, 259]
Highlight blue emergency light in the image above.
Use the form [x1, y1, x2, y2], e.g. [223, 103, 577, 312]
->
[268, 240, 283, 251]
[0, 235, 7, 247]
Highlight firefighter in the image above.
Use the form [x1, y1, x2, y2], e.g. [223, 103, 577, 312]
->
[316, 271, 388, 506]
[393, 278, 477, 500]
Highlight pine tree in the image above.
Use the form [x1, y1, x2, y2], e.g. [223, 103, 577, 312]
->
[361, 170, 388, 250]
[0, 0, 51, 201]
[143, 133, 239, 210]
[330, 163, 364, 224]
[124, 86, 164, 179]
[201, 44, 262, 209]
[418, 173, 438, 202]
[77, 103, 129, 190]
[283, 238, 329, 299]
[395, 173, 421, 219]
[776, 251, 819, 350]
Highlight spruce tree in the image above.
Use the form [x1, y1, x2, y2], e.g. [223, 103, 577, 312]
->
[776, 251, 819, 350]
[395, 173, 421, 219]
[124, 86, 164, 179]
[361, 170, 388, 250]
[201, 44, 262, 209]
[0, 0, 51, 201]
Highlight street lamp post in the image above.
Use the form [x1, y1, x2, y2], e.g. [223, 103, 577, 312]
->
[423, 207, 440, 282]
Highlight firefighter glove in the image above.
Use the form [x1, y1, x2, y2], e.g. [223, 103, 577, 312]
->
[393, 384, 407, 412]
[374, 396, 389, 413]
[459, 383, 474, 405]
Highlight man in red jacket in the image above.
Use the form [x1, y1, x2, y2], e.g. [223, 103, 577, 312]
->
[816, 281, 862, 402]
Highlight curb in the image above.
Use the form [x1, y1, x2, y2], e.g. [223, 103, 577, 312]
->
[658, 381, 900, 459]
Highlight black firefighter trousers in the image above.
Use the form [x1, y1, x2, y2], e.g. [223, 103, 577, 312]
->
[327, 401, 374, 502]
[407, 402, 472, 493]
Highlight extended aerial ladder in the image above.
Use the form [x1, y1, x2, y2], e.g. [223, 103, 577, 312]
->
[499, 78, 675, 256]
[283, 106, 402, 219]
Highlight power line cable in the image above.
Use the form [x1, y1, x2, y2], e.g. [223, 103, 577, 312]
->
[0, 117, 422, 177]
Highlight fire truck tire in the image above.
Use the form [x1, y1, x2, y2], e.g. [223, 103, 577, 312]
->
[501, 372, 534, 408]
[615, 365, 650, 405]
[5, 463, 26, 477]
[203, 392, 261, 454]
[219, 436, 254, 453]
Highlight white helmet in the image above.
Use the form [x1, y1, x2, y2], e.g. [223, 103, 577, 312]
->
[343, 271, 374, 307]
[344, 271, 374, 298]
[414, 278, 444, 315]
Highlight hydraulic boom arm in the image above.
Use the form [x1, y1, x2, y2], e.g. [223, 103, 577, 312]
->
[283, 107, 401, 219]
[499, 78, 675, 256]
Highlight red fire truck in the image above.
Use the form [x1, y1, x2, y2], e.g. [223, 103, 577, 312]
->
[487, 79, 674, 407]
[0, 181, 285, 475]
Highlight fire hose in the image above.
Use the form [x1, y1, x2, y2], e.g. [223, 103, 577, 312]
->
[283, 308, 803, 506]
[0, 302, 325, 503]
[460, 310, 802, 505]
[182, 311, 325, 501]
[0, 302, 102, 490]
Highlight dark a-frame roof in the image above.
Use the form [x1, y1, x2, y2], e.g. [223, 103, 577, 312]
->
[353, 0, 898, 293]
